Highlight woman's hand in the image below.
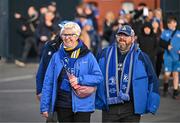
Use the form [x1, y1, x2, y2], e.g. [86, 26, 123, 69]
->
[68, 74, 80, 89]
[36, 93, 41, 101]
[42, 111, 48, 118]
[75, 86, 97, 98]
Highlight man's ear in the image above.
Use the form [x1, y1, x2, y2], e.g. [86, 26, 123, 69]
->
[132, 35, 137, 42]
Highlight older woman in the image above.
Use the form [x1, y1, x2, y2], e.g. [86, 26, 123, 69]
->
[40, 21, 103, 122]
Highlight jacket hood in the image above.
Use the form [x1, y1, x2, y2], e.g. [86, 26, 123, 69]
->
[141, 22, 154, 36]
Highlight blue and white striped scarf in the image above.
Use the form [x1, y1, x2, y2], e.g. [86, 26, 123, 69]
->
[106, 43, 136, 104]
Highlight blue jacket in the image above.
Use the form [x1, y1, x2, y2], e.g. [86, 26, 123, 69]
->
[40, 46, 103, 113]
[161, 29, 180, 61]
[36, 37, 61, 95]
[96, 44, 160, 114]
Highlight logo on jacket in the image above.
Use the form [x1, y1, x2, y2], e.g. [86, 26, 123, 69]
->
[123, 74, 128, 83]
[109, 88, 117, 94]
[166, 33, 170, 37]
[109, 77, 116, 85]
[62, 57, 69, 69]
[177, 34, 180, 38]
[48, 51, 52, 55]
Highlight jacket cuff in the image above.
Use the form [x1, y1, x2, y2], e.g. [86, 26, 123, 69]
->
[147, 92, 160, 114]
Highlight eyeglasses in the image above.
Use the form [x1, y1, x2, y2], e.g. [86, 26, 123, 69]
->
[61, 34, 78, 38]
[116, 34, 130, 39]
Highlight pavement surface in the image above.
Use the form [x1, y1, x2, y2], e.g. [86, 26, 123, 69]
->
[0, 60, 180, 123]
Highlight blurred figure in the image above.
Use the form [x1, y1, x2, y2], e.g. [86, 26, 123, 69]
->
[131, 3, 147, 37]
[74, 13, 87, 29]
[14, 6, 39, 67]
[75, 3, 85, 18]
[88, 2, 99, 20]
[83, 19, 101, 56]
[80, 25, 91, 49]
[109, 18, 127, 45]
[138, 22, 157, 68]
[39, 6, 48, 23]
[84, 4, 98, 31]
[145, 9, 154, 22]
[102, 11, 115, 44]
[154, 8, 164, 31]
[47, 1, 61, 22]
[152, 18, 163, 77]
[160, 16, 180, 99]
[36, 11, 60, 58]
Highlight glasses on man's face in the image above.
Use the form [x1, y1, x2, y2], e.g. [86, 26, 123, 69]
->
[116, 34, 130, 39]
[61, 34, 78, 38]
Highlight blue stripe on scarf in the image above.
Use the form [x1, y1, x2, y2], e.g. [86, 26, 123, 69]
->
[106, 43, 136, 104]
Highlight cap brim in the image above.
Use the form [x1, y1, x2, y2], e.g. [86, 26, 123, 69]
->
[117, 31, 131, 36]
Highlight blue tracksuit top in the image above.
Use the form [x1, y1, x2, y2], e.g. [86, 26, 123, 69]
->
[40, 48, 103, 113]
[161, 29, 180, 61]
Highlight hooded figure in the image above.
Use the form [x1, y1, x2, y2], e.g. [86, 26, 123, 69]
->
[138, 22, 157, 68]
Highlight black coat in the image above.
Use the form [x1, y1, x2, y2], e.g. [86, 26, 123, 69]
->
[138, 23, 158, 67]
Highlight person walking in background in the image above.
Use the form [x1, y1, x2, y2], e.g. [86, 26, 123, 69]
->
[36, 21, 67, 101]
[96, 25, 160, 122]
[36, 21, 68, 122]
[159, 16, 180, 99]
[14, 6, 39, 67]
[35, 10, 60, 58]
[40, 22, 103, 122]
[36, 34, 61, 123]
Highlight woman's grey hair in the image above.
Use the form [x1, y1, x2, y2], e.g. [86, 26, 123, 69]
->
[60, 21, 81, 36]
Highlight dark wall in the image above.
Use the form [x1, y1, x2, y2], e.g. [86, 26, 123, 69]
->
[161, 0, 180, 29]
[0, 0, 9, 58]
[9, 0, 81, 58]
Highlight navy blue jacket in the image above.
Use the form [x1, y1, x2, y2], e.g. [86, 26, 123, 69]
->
[36, 36, 61, 95]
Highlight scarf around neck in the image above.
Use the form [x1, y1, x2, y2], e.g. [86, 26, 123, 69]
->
[106, 43, 136, 104]
[57, 41, 83, 92]
[59, 40, 83, 75]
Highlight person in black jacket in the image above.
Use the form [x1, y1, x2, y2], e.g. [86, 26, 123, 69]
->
[36, 35, 62, 122]
[138, 22, 157, 69]
[35, 10, 61, 58]
[36, 35, 61, 99]
[14, 6, 39, 67]
[36, 21, 69, 99]
[36, 21, 69, 122]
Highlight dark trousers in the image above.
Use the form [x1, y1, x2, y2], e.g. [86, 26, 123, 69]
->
[102, 102, 141, 122]
[46, 112, 58, 123]
[21, 36, 38, 62]
[56, 107, 91, 122]
[156, 51, 163, 77]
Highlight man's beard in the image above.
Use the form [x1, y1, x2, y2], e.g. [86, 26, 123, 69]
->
[118, 43, 131, 54]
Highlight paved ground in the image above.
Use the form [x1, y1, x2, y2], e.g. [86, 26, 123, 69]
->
[0, 61, 180, 123]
